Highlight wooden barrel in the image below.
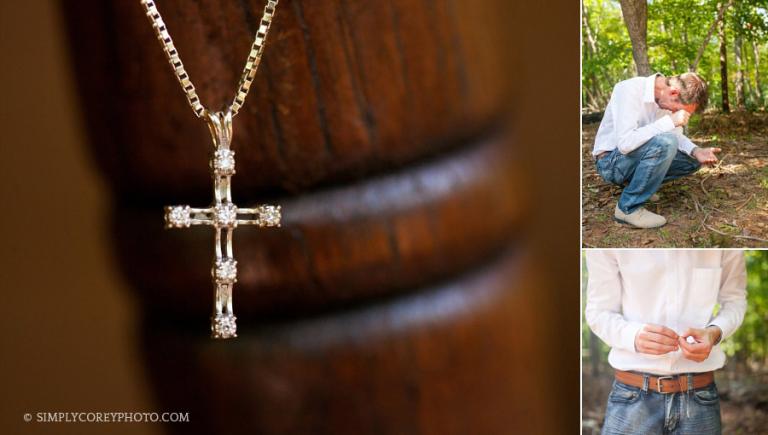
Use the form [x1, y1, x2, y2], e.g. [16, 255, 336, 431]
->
[62, 0, 558, 433]
[143, 249, 546, 435]
[64, 0, 512, 200]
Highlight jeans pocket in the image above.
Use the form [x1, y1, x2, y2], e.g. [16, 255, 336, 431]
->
[693, 385, 720, 406]
[608, 381, 641, 404]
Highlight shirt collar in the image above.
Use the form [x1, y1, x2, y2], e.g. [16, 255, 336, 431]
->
[644, 73, 663, 104]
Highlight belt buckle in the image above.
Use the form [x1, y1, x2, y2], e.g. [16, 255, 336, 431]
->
[656, 376, 674, 394]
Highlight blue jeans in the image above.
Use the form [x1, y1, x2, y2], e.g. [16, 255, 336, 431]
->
[602, 378, 722, 435]
[595, 133, 700, 214]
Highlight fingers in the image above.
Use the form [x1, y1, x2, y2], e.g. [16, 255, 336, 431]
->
[680, 347, 708, 362]
[711, 147, 722, 153]
[680, 348, 707, 362]
[638, 341, 678, 355]
[679, 336, 706, 352]
[681, 328, 702, 339]
[647, 332, 678, 347]
[678, 336, 711, 362]
[698, 150, 718, 165]
[682, 327, 710, 341]
[635, 325, 680, 355]
[634, 325, 715, 361]
[645, 324, 678, 340]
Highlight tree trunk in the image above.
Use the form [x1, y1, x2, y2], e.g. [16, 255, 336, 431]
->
[754, 40, 764, 106]
[735, 34, 745, 109]
[619, 0, 651, 76]
[582, 2, 598, 55]
[743, 40, 753, 105]
[660, 20, 680, 71]
[682, 27, 689, 70]
[582, 2, 602, 110]
[719, 18, 730, 113]
[691, 0, 733, 72]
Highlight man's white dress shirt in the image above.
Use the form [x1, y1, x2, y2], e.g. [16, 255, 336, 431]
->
[585, 250, 747, 375]
[592, 74, 698, 157]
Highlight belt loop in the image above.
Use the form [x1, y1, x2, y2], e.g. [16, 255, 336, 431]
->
[642, 374, 649, 393]
[687, 373, 694, 391]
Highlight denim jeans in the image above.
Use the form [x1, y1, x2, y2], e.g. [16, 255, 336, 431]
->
[602, 378, 722, 435]
[595, 133, 700, 214]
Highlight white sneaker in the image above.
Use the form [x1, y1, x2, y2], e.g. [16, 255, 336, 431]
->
[614, 204, 666, 229]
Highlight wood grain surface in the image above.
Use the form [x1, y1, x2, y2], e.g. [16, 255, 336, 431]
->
[64, 0, 513, 200]
[61, 1, 547, 434]
[143, 248, 549, 435]
[115, 133, 526, 319]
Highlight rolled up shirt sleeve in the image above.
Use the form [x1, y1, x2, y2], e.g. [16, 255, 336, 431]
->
[585, 251, 645, 353]
[708, 251, 747, 339]
[674, 129, 698, 156]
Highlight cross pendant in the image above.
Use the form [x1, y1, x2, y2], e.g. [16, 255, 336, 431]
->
[164, 110, 281, 339]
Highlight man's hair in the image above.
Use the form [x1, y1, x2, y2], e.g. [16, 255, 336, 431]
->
[667, 72, 708, 113]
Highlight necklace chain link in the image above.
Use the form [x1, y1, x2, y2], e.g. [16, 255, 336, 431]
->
[140, 0, 279, 119]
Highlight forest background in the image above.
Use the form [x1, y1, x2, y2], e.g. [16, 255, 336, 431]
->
[582, 0, 768, 248]
[583, 0, 767, 113]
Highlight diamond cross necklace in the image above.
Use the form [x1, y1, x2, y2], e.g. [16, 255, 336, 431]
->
[140, 0, 281, 339]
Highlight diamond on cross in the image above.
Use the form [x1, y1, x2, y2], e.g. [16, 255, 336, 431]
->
[214, 203, 238, 227]
[165, 205, 191, 228]
[163, 109, 281, 339]
[212, 313, 237, 339]
[212, 149, 235, 175]
[257, 205, 281, 226]
[214, 258, 238, 283]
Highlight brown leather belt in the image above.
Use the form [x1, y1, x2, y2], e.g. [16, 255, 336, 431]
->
[596, 151, 610, 161]
[614, 370, 715, 394]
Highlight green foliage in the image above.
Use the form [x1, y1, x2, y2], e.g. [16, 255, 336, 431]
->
[582, 251, 768, 367]
[720, 250, 768, 364]
[582, 0, 768, 112]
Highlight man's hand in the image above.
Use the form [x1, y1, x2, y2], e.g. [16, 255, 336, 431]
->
[692, 147, 721, 166]
[635, 324, 679, 355]
[670, 110, 691, 127]
[678, 326, 721, 363]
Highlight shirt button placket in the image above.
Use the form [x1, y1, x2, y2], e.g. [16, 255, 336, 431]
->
[668, 251, 679, 373]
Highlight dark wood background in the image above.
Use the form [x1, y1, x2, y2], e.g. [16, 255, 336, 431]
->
[58, 1, 580, 434]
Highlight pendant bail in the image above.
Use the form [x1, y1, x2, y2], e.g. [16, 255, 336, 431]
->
[206, 109, 233, 150]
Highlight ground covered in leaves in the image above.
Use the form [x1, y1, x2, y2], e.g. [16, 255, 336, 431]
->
[582, 112, 768, 248]
[582, 365, 768, 435]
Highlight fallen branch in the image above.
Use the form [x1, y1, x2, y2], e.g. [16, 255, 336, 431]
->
[696, 211, 711, 233]
[698, 153, 730, 196]
[713, 153, 729, 171]
[702, 215, 768, 243]
[700, 176, 710, 196]
[734, 194, 755, 211]
[687, 191, 702, 213]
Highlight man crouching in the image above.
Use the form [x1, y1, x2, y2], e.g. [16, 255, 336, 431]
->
[593, 72, 720, 229]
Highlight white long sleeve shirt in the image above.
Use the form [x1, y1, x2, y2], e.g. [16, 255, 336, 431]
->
[592, 74, 698, 157]
[585, 250, 747, 375]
